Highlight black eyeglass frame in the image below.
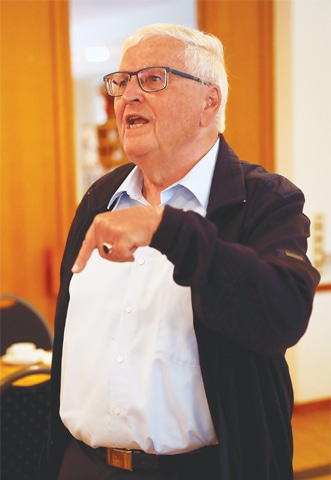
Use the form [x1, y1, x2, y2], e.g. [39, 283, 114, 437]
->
[103, 66, 211, 97]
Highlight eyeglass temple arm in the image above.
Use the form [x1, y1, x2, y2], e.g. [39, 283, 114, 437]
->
[168, 68, 211, 86]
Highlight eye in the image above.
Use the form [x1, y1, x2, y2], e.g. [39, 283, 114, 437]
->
[117, 76, 129, 88]
[139, 69, 166, 90]
[112, 74, 129, 89]
[149, 74, 164, 84]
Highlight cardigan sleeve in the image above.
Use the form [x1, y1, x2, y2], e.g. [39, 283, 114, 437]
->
[150, 174, 320, 355]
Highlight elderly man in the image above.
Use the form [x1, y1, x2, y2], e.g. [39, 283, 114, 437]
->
[46, 24, 319, 480]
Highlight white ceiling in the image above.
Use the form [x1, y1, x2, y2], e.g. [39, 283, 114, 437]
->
[69, 0, 197, 81]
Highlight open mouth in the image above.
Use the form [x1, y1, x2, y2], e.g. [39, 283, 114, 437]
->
[127, 116, 148, 129]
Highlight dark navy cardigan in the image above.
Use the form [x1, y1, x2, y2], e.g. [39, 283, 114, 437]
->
[46, 135, 320, 479]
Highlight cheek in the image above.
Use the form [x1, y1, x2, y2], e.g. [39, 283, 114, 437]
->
[163, 99, 201, 132]
[114, 101, 123, 129]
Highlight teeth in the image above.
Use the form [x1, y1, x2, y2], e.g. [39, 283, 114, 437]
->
[127, 115, 148, 129]
[128, 116, 144, 129]
[128, 116, 139, 125]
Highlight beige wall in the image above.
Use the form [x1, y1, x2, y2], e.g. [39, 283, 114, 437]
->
[274, 0, 331, 403]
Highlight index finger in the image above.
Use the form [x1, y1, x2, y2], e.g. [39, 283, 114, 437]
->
[71, 225, 96, 274]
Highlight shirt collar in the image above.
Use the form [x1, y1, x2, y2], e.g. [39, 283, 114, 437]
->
[172, 139, 219, 210]
[106, 168, 143, 209]
[107, 138, 219, 210]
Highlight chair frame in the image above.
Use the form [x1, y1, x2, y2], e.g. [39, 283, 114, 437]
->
[0, 364, 52, 393]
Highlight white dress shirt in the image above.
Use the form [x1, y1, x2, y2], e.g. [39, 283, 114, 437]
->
[60, 140, 219, 454]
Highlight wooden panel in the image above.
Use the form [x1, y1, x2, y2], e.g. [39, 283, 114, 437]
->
[0, 0, 76, 325]
[292, 400, 331, 476]
[197, 0, 274, 171]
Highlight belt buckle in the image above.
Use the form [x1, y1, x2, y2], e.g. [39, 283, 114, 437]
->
[106, 448, 133, 471]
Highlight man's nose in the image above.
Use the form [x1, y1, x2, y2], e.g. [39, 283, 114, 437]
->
[122, 74, 143, 101]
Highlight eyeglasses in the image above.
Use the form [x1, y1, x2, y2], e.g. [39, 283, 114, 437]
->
[103, 66, 211, 97]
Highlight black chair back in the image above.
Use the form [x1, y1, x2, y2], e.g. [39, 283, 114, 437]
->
[0, 294, 53, 355]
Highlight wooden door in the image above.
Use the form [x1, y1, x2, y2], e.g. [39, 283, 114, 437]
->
[0, 0, 76, 325]
[197, 0, 274, 171]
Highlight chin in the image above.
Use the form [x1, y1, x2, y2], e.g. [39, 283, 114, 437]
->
[123, 138, 157, 161]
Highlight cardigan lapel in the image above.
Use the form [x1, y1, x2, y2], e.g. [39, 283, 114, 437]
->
[207, 134, 247, 216]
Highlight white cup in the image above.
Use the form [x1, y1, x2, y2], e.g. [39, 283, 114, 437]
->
[6, 342, 37, 356]
[5, 342, 39, 364]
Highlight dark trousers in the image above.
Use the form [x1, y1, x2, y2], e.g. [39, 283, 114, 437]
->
[57, 438, 220, 480]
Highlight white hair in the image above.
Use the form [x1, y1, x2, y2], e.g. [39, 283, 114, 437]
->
[122, 23, 228, 133]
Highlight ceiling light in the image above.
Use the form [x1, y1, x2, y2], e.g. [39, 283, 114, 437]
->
[85, 46, 110, 62]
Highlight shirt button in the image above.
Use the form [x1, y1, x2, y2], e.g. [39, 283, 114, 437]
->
[126, 305, 132, 313]
[114, 407, 121, 415]
[116, 355, 124, 363]
[137, 258, 145, 265]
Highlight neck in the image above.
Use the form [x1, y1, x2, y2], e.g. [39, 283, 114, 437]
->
[140, 133, 219, 205]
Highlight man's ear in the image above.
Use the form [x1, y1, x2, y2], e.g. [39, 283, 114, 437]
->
[200, 86, 221, 127]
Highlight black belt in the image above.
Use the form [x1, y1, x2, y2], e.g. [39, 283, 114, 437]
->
[79, 441, 219, 472]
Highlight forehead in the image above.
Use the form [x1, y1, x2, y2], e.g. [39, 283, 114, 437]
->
[119, 36, 186, 70]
